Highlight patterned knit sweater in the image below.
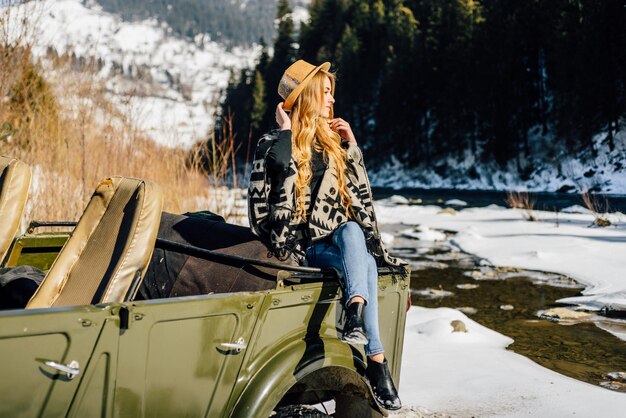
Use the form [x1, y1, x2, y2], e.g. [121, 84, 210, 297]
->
[248, 130, 406, 269]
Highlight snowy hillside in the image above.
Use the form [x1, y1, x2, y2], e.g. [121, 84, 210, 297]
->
[97, 0, 312, 46]
[4, 0, 260, 148]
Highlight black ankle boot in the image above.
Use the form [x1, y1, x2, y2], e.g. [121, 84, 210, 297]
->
[342, 302, 368, 345]
[366, 358, 402, 410]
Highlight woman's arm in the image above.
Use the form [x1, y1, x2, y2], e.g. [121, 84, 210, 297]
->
[266, 130, 292, 178]
[267, 102, 293, 177]
[266, 103, 294, 203]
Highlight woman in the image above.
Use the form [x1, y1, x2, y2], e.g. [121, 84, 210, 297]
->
[248, 60, 407, 410]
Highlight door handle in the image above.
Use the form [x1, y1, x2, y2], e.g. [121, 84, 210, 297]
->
[220, 337, 247, 353]
[43, 360, 80, 379]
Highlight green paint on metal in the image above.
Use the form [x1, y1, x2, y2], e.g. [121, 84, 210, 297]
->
[0, 232, 410, 417]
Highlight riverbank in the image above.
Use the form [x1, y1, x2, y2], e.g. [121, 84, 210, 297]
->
[370, 129, 626, 196]
[377, 200, 626, 315]
[376, 199, 626, 416]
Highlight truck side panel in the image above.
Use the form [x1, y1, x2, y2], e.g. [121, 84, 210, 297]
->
[113, 292, 267, 418]
[0, 305, 116, 418]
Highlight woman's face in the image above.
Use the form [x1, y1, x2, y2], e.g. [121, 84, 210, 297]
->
[320, 76, 335, 118]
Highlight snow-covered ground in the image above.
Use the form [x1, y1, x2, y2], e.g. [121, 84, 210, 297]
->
[396, 306, 626, 417]
[3, 0, 258, 148]
[375, 199, 626, 416]
[377, 200, 626, 310]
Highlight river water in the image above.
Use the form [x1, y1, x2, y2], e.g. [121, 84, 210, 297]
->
[373, 187, 626, 212]
[377, 189, 626, 392]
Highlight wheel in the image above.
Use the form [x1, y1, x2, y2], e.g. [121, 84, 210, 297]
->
[272, 405, 332, 418]
[0, 265, 43, 309]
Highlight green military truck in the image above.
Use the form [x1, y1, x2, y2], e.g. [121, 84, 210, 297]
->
[0, 172, 410, 418]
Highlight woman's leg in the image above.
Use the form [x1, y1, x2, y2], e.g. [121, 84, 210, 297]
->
[332, 222, 386, 353]
[330, 222, 371, 306]
[305, 224, 369, 344]
[307, 222, 384, 353]
[306, 222, 401, 410]
[362, 253, 384, 358]
[306, 222, 371, 304]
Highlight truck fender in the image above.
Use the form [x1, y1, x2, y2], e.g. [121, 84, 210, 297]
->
[229, 338, 371, 418]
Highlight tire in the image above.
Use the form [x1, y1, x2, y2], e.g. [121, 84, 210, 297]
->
[272, 405, 332, 418]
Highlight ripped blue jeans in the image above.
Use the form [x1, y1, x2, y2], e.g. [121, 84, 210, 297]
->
[305, 221, 383, 356]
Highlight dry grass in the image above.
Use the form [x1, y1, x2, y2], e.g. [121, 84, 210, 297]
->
[505, 191, 537, 221]
[581, 192, 611, 227]
[1, 10, 241, 227]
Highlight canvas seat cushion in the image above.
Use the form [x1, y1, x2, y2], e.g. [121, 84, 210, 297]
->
[0, 156, 31, 263]
[27, 177, 163, 309]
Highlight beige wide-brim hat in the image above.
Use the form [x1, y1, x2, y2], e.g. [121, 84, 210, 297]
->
[278, 60, 331, 111]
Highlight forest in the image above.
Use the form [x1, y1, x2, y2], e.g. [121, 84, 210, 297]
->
[221, 0, 626, 174]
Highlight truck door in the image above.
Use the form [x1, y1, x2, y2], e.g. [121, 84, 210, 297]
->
[0, 305, 118, 418]
[114, 292, 266, 418]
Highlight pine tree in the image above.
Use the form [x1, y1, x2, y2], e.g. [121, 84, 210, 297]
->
[250, 70, 266, 135]
[375, 3, 422, 161]
[262, 0, 297, 131]
[218, 68, 253, 150]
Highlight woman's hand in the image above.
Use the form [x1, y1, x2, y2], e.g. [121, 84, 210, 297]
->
[276, 102, 291, 131]
[328, 118, 357, 144]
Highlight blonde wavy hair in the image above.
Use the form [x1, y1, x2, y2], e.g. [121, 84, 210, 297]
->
[290, 70, 352, 220]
